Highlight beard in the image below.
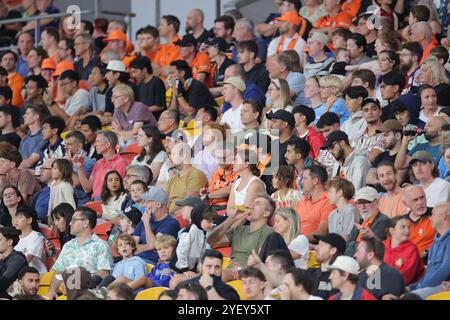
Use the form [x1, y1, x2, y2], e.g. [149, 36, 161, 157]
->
[333, 148, 345, 162]
[185, 25, 194, 34]
[400, 62, 413, 74]
[425, 131, 438, 141]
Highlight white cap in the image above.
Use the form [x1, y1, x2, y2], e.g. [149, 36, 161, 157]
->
[355, 186, 379, 202]
[326, 256, 360, 275]
[106, 60, 126, 73]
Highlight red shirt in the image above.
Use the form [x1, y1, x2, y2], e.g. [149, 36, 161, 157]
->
[296, 127, 325, 160]
[91, 153, 128, 199]
[328, 287, 377, 300]
[383, 239, 425, 285]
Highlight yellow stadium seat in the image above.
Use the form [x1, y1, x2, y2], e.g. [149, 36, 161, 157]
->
[102, 126, 112, 132]
[307, 250, 320, 269]
[146, 263, 154, 273]
[426, 291, 450, 300]
[215, 96, 224, 106]
[227, 280, 247, 300]
[37, 286, 50, 296]
[135, 287, 168, 300]
[56, 295, 68, 300]
[222, 257, 231, 269]
[40, 271, 54, 286]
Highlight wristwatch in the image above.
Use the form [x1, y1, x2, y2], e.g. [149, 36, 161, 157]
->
[205, 285, 214, 291]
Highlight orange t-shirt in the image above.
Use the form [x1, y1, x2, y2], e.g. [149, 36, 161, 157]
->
[378, 193, 409, 218]
[341, 0, 362, 18]
[189, 52, 213, 87]
[8, 73, 24, 107]
[146, 44, 163, 63]
[122, 53, 137, 70]
[357, 212, 379, 242]
[154, 37, 182, 67]
[207, 167, 239, 207]
[315, 11, 353, 30]
[296, 192, 336, 236]
[420, 41, 436, 63]
[406, 209, 436, 253]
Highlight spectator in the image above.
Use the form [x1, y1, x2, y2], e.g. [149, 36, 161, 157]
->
[165, 142, 208, 213]
[23, 75, 48, 111]
[15, 32, 33, 78]
[327, 177, 358, 240]
[235, 99, 265, 146]
[177, 282, 208, 300]
[416, 57, 450, 106]
[327, 256, 376, 300]
[213, 15, 235, 50]
[45, 207, 113, 299]
[284, 139, 310, 193]
[279, 268, 323, 300]
[26, 48, 48, 77]
[106, 283, 135, 300]
[271, 166, 303, 209]
[384, 216, 425, 285]
[409, 151, 450, 207]
[12, 207, 47, 274]
[347, 33, 372, 67]
[185, 9, 212, 47]
[292, 104, 324, 159]
[16, 267, 41, 299]
[31, 158, 55, 223]
[56, 38, 74, 64]
[1, 50, 23, 107]
[236, 40, 270, 93]
[264, 79, 293, 129]
[239, 267, 267, 300]
[80, 115, 103, 160]
[315, 75, 350, 125]
[419, 85, 441, 123]
[0, 227, 27, 299]
[100, 170, 127, 223]
[174, 249, 240, 300]
[0, 186, 25, 228]
[132, 187, 180, 263]
[303, 32, 334, 78]
[232, 18, 268, 64]
[219, 77, 246, 134]
[111, 83, 157, 148]
[399, 42, 422, 93]
[315, 0, 352, 31]
[75, 131, 128, 200]
[321, 130, 370, 190]
[19, 105, 46, 169]
[273, 208, 309, 269]
[309, 233, 345, 299]
[0, 143, 41, 202]
[129, 56, 166, 119]
[341, 86, 368, 147]
[207, 37, 236, 89]
[0, 106, 21, 148]
[74, 34, 101, 81]
[50, 203, 75, 249]
[153, 15, 182, 78]
[103, 30, 135, 69]
[86, 62, 109, 117]
[157, 109, 179, 139]
[37, 116, 66, 171]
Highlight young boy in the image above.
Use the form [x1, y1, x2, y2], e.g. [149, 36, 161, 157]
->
[327, 177, 359, 240]
[110, 234, 177, 290]
[330, 48, 350, 76]
[35, 115, 66, 175]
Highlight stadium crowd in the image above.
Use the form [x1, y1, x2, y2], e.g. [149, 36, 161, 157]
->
[0, 0, 449, 301]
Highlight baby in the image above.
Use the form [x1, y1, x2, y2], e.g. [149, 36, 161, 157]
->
[330, 48, 350, 76]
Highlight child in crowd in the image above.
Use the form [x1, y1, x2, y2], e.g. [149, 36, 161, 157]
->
[12, 207, 47, 274]
[327, 177, 359, 240]
[271, 165, 303, 209]
[331, 48, 350, 76]
[48, 159, 76, 225]
[128, 180, 148, 213]
[110, 235, 177, 291]
[101, 170, 127, 223]
[99, 234, 147, 288]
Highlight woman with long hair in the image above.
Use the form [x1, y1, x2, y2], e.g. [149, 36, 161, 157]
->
[262, 78, 292, 129]
[100, 170, 127, 223]
[132, 124, 167, 182]
[26, 47, 48, 77]
[0, 186, 26, 228]
[50, 203, 75, 249]
[416, 57, 450, 106]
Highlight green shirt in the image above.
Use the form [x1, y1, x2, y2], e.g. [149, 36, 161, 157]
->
[226, 224, 274, 267]
[53, 233, 113, 275]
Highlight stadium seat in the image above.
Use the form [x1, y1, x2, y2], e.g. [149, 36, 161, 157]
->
[84, 201, 103, 218]
[119, 152, 137, 164]
[426, 291, 450, 300]
[39, 225, 57, 240]
[56, 295, 68, 300]
[124, 143, 142, 154]
[215, 246, 231, 258]
[307, 250, 320, 269]
[37, 270, 55, 296]
[94, 220, 112, 241]
[146, 263, 154, 273]
[222, 257, 231, 269]
[227, 280, 246, 300]
[175, 215, 190, 229]
[135, 287, 168, 300]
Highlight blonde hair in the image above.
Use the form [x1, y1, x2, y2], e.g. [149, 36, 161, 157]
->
[275, 207, 299, 244]
[319, 75, 344, 95]
[113, 84, 135, 103]
[421, 57, 449, 85]
[155, 234, 177, 250]
[272, 78, 291, 108]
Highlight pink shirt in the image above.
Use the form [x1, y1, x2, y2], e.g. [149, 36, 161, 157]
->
[91, 153, 128, 199]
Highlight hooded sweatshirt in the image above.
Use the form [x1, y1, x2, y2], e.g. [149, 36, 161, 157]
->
[383, 239, 424, 285]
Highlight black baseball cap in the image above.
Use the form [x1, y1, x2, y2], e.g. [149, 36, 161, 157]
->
[174, 34, 197, 48]
[205, 37, 228, 52]
[314, 233, 346, 254]
[123, 207, 143, 226]
[266, 109, 295, 129]
[321, 130, 349, 150]
[362, 97, 381, 109]
[175, 196, 204, 208]
[292, 105, 315, 125]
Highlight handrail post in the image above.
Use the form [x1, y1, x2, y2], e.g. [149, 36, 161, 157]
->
[35, 18, 41, 48]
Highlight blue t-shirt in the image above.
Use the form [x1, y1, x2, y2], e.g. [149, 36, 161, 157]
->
[112, 256, 147, 281]
[73, 157, 96, 206]
[438, 156, 450, 181]
[16, 56, 29, 78]
[132, 214, 180, 263]
[35, 186, 50, 220]
[314, 97, 350, 126]
[42, 6, 61, 30]
[222, 80, 266, 114]
[408, 143, 442, 166]
[19, 130, 46, 168]
[146, 261, 175, 287]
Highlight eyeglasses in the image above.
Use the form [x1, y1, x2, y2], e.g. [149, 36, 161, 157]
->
[125, 174, 138, 179]
[356, 200, 373, 206]
[111, 95, 125, 100]
[42, 167, 52, 171]
[70, 218, 87, 223]
[3, 192, 17, 198]
[59, 81, 73, 87]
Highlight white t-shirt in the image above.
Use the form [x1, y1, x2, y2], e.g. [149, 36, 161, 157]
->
[14, 231, 47, 274]
[422, 178, 450, 207]
[131, 151, 168, 167]
[308, 295, 324, 300]
[220, 103, 244, 134]
[288, 235, 309, 270]
[65, 88, 89, 116]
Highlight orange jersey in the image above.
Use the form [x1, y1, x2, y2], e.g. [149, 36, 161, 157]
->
[154, 37, 182, 67]
[341, 0, 362, 18]
[189, 52, 213, 87]
[315, 11, 353, 30]
[146, 44, 163, 63]
[8, 73, 23, 107]
[121, 53, 136, 70]
[406, 209, 436, 253]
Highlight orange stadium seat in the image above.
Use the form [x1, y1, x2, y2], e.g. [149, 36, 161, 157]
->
[85, 201, 103, 218]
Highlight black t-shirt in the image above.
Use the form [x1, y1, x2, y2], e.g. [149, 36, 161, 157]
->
[183, 79, 217, 110]
[310, 268, 338, 300]
[278, 135, 302, 166]
[372, 151, 396, 167]
[0, 10, 22, 41]
[194, 29, 214, 50]
[175, 275, 240, 300]
[366, 41, 377, 58]
[0, 132, 21, 149]
[358, 263, 406, 299]
[435, 83, 450, 107]
[212, 58, 236, 86]
[245, 63, 270, 94]
[138, 76, 166, 120]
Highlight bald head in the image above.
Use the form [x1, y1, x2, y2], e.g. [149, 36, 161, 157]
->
[225, 63, 245, 80]
[428, 116, 446, 129]
[186, 9, 204, 32]
[411, 22, 432, 44]
[191, 9, 204, 21]
[403, 185, 428, 215]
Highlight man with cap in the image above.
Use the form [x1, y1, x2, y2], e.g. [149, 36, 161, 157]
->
[167, 60, 217, 122]
[103, 29, 135, 69]
[206, 37, 236, 89]
[309, 233, 346, 299]
[327, 256, 376, 300]
[175, 195, 205, 222]
[132, 186, 180, 264]
[409, 150, 450, 207]
[267, 11, 307, 58]
[292, 105, 324, 159]
[346, 186, 390, 256]
[175, 34, 212, 86]
[303, 31, 335, 78]
[220, 76, 246, 134]
[315, 0, 352, 32]
[322, 130, 371, 190]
